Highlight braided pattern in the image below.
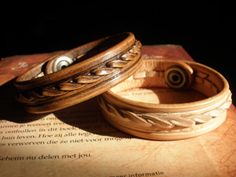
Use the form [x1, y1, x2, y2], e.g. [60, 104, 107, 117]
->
[19, 41, 142, 104]
[99, 91, 232, 131]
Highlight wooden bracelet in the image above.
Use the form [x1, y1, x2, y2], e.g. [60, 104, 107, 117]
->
[15, 32, 142, 113]
[98, 57, 232, 140]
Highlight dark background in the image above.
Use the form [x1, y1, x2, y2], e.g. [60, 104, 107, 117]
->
[1, 1, 235, 101]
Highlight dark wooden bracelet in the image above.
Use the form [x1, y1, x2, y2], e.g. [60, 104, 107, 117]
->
[15, 32, 142, 114]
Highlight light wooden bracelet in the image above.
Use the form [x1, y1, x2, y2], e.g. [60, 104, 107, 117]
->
[15, 32, 142, 113]
[98, 57, 232, 140]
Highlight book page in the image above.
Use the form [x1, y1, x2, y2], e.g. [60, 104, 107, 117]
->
[1, 46, 236, 177]
[1, 97, 236, 177]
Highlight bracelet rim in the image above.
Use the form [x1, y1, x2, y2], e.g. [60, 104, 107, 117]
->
[15, 32, 136, 90]
[103, 59, 231, 113]
[14, 32, 142, 113]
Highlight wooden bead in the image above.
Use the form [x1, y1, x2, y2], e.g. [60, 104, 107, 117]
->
[164, 62, 193, 89]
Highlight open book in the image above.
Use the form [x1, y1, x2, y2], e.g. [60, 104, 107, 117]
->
[0, 45, 235, 177]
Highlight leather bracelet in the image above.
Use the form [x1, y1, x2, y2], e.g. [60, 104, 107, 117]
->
[98, 57, 232, 140]
[15, 32, 142, 113]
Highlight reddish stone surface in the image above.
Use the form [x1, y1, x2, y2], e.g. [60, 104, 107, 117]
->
[141, 45, 192, 60]
[0, 51, 65, 86]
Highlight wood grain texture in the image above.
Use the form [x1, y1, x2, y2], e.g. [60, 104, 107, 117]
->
[99, 58, 232, 140]
[14, 33, 142, 113]
[0, 45, 235, 177]
[0, 45, 191, 86]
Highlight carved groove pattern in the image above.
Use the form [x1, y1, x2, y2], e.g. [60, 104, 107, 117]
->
[19, 41, 141, 103]
[99, 91, 232, 131]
